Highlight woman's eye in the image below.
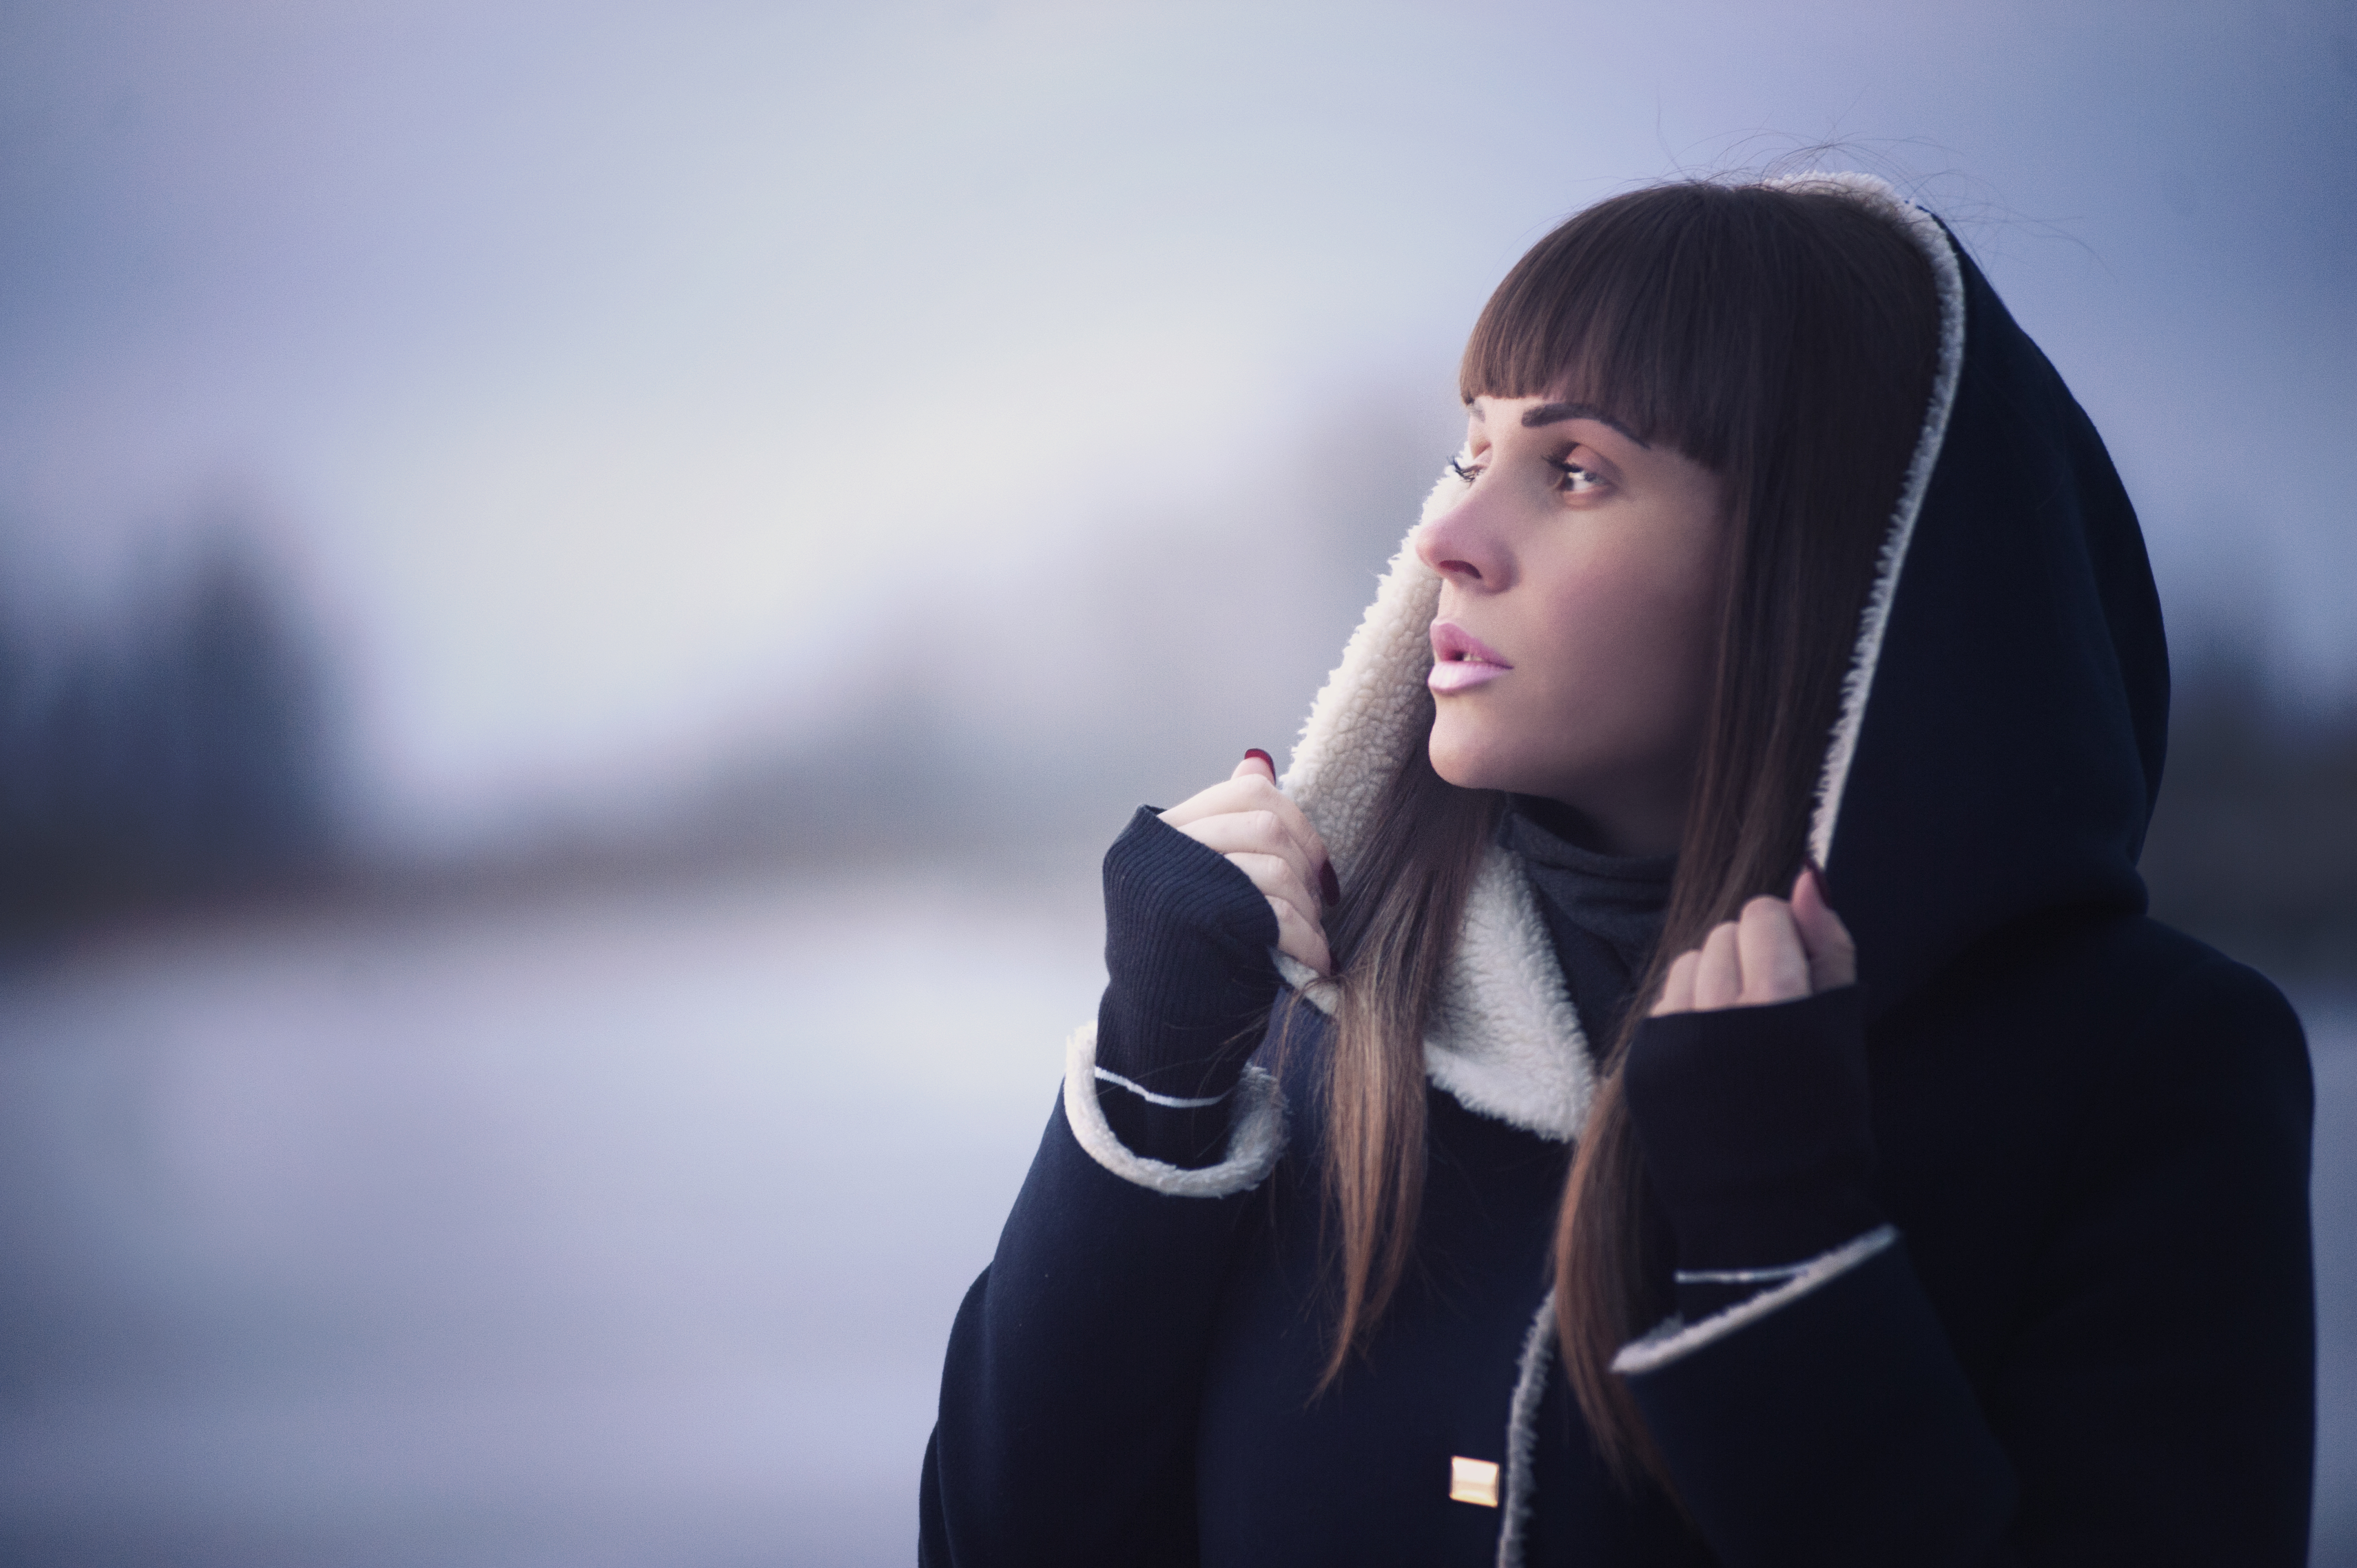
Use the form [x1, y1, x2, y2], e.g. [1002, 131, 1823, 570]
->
[1555, 461, 1603, 495]
[1449, 457, 1483, 484]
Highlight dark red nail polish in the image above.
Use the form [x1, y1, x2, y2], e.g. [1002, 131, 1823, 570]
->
[1803, 856, 1833, 901]
[1244, 747, 1274, 772]
[1320, 861, 1342, 907]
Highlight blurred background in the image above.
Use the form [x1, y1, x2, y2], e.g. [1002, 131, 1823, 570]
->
[0, 1, 2350, 1562]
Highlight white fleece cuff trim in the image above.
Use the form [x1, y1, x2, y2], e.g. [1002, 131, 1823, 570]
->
[1610, 1224, 1900, 1376]
[1062, 1023, 1286, 1199]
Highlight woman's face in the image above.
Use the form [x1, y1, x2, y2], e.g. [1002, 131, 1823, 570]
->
[1414, 394, 1730, 856]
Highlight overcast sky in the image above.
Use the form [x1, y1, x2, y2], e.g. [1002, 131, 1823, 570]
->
[1, 0, 2350, 847]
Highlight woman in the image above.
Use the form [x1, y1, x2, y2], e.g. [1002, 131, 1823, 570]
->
[919, 173, 2315, 1565]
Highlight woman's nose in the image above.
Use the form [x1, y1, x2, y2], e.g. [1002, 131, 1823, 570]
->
[1414, 488, 1504, 587]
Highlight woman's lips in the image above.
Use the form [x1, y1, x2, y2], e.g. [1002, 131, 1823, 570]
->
[1428, 620, 1512, 694]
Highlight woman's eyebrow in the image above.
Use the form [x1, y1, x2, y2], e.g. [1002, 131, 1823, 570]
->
[1520, 401, 1649, 448]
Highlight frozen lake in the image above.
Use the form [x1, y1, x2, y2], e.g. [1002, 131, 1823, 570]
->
[0, 867, 1104, 1566]
[0, 869, 2350, 1565]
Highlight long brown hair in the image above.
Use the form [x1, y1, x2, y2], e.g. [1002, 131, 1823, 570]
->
[1311, 182, 1941, 1484]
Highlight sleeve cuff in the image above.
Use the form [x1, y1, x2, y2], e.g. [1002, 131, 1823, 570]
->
[1062, 1022, 1287, 1199]
[1623, 986, 1883, 1269]
[1612, 1224, 1899, 1375]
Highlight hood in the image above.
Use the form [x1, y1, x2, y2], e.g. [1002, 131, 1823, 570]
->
[1272, 172, 2166, 1142]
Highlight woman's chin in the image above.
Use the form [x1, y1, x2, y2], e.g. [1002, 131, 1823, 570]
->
[1427, 726, 1521, 794]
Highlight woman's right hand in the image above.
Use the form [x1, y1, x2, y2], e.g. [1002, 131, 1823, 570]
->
[1649, 863, 1856, 1017]
[1159, 750, 1339, 977]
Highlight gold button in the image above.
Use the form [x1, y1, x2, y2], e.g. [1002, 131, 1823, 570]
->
[1449, 1455, 1500, 1508]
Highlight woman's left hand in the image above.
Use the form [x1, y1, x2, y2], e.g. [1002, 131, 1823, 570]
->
[1651, 862, 1856, 1016]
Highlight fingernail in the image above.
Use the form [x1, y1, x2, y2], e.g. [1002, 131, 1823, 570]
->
[1319, 861, 1342, 907]
[1803, 857, 1831, 901]
[1244, 747, 1274, 772]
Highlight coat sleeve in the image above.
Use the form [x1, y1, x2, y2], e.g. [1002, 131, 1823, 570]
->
[920, 1068, 1284, 1566]
[920, 808, 1294, 1565]
[1614, 955, 2313, 1567]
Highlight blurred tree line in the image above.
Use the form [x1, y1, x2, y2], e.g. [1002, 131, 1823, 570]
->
[0, 531, 334, 932]
[0, 513, 2345, 982]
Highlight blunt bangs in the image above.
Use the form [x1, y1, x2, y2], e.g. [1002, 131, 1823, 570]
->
[1459, 182, 1928, 478]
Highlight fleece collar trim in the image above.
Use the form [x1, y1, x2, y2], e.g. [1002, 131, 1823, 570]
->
[1272, 173, 1969, 1142]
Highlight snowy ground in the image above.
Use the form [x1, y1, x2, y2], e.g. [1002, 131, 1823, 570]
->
[0, 872, 2349, 1566]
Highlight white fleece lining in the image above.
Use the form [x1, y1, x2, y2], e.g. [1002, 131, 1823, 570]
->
[1609, 1224, 1900, 1376]
[1063, 1024, 1286, 1198]
[1273, 467, 1594, 1142]
[1783, 173, 1970, 869]
[1258, 173, 1968, 1139]
[1494, 1291, 1557, 1568]
[1072, 175, 1963, 1176]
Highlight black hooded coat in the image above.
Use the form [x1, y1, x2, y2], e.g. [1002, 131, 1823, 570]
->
[917, 174, 2315, 1566]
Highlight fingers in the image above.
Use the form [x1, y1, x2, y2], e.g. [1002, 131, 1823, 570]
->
[1651, 878, 1854, 1017]
[1266, 893, 1334, 977]
[1182, 816, 1323, 914]
[1216, 849, 1326, 950]
[1164, 752, 1293, 831]
[1735, 896, 1811, 1005]
[1670, 912, 1792, 1014]
[1691, 920, 1744, 1010]
[1165, 747, 1335, 973]
[1161, 751, 1336, 905]
[1651, 948, 1701, 1016]
[1790, 862, 1859, 993]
